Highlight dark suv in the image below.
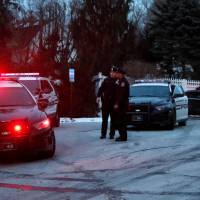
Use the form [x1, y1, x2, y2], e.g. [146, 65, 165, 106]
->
[186, 89, 200, 115]
[126, 80, 188, 129]
[0, 78, 55, 157]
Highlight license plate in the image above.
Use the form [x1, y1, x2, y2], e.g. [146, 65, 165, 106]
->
[132, 115, 143, 121]
[0, 143, 15, 150]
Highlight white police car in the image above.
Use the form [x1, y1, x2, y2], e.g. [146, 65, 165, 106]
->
[0, 73, 60, 127]
[127, 80, 188, 129]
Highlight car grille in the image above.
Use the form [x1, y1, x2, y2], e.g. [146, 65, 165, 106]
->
[129, 104, 150, 113]
[128, 103, 151, 123]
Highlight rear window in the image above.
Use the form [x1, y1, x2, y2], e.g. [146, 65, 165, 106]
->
[0, 87, 35, 106]
[19, 80, 40, 95]
[130, 85, 170, 98]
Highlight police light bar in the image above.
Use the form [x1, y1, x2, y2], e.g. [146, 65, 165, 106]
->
[0, 73, 40, 77]
[0, 77, 18, 82]
[134, 79, 170, 84]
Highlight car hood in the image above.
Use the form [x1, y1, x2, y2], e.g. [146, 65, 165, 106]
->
[0, 105, 45, 122]
[129, 97, 170, 105]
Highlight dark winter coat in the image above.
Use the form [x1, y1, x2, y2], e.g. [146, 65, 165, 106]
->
[97, 77, 116, 108]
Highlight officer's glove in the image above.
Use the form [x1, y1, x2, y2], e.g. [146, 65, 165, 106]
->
[114, 104, 119, 110]
[96, 97, 101, 104]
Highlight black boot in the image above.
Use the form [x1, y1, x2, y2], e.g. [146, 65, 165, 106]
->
[115, 137, 127, 142]
[100, 135, 106, 139]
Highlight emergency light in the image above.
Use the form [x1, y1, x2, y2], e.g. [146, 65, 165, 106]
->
[134, 79, 170, 84]
[0, 73, 40, 77]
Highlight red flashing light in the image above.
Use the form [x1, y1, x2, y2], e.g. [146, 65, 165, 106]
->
[8, 120, 29, 136]
[40, 119, 50, 129]
[34, 119, 50, 130]
[0, 77, 18, 81]
[14, 125, 22, 132]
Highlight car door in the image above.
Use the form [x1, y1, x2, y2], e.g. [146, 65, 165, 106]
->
[173, 85, 188, 121]
[40, 80, 58, 116]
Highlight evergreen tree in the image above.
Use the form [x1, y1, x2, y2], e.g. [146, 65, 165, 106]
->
[146, 0, 200, 78]
[70, 0, 136, 75]
[0, 0, 20, 70]
[68, 0, 136, 116]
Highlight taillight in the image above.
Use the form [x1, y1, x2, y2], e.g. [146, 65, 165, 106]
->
[8, 120, 29, 136]
[34, 119, 50, 130]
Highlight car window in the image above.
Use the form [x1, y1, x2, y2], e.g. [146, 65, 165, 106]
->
[0, 87, 35, 106]
[19, 80, 40, 95]
[173, 85, 184, 97]
[130, 85, 170, 97]
[41, 80, 53, 93]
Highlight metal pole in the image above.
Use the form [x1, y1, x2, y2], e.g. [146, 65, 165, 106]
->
[70, 82, 73, 118]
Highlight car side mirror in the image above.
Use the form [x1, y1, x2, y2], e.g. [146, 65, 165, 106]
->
[37, 98, 49, 110]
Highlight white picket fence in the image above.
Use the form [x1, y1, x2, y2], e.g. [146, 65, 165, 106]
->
[93, 73, 200, 93]
[163, 78, 200, 91]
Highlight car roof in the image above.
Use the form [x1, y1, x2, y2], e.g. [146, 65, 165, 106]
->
[0, 80, 23, 88]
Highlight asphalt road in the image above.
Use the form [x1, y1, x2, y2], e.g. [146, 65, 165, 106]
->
[1, 118, 200, 200]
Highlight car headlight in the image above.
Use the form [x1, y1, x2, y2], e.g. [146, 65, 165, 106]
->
[155, 104, 171, 111]
[34, 118, 51, 130]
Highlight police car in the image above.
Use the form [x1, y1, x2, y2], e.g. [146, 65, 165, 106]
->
[0, 78, 55, 157]
[126, 80, 188, 129]
[0, 73, 60, 127]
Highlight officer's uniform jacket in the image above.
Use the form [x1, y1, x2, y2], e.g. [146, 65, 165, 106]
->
[97, 76, 116, 108]
[114, 77, 129, 111]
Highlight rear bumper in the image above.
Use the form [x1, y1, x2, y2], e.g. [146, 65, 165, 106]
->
[0, 130, 54, 153]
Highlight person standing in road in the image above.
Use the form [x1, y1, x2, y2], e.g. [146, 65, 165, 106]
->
[113, 67, 129, 142]
[96, 67, 117, 139]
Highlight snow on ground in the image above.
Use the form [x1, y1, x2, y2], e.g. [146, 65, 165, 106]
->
[1, 118, 200, 200]
[60, 117, 102, 123]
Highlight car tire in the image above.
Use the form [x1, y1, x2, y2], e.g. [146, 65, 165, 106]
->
[167, 121, 174, 130]
[42, 132, 56, 158]
[166, 110, 176, 130]
[54, 112, 60, 127]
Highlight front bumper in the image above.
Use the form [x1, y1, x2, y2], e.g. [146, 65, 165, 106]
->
[126, 108, 174, 126]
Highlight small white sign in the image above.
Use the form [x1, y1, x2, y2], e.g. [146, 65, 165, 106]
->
[69, 68, 75, 82]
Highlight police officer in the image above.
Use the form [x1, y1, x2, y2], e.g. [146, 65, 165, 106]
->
[113, 67, 129, 141]
[96, 67, 117, 139]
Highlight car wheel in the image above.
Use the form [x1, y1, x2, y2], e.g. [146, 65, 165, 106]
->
[42, 132, 56, 158]
[166, 120, 174, 130]
[166, 110, 176, 130]
[178, 121, 187, 126]
[54, 112, 60, 127]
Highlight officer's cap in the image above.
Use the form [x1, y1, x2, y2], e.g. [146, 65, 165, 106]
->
[116, 67, 126, 74]
[111, 66, 118, 72]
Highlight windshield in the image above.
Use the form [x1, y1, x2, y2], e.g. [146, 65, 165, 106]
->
[19, 80, 40, 95]
[0, 87, 35, 106]
[130, 85, 170, 98]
